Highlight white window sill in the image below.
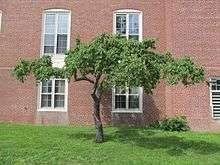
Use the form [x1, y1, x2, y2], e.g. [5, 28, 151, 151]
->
[51, 55, 65, 68]
[213, 117, 220, 120]
[42, 54, 66, 57]
[37, 108, 67, 112]
[51, 54, 66, 57]
[112, 109, 143, 113]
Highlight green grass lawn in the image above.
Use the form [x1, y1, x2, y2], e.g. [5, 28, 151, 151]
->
[0, 124, 220, 165]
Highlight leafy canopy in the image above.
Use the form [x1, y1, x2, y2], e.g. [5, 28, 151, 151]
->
[13, 33, 204, 93]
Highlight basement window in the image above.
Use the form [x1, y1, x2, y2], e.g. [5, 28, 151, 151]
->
[38, 79, 68, 112]
[112, 87, 143, 113]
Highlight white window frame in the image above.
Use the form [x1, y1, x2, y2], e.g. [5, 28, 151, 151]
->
[112, 87, 143, 113]
[113, 9, 143, 41]
[41, 9, 71, 68]
[0, 10, 2, 32]
[37, 78, 68, 112]
[209, 77, 220, 119]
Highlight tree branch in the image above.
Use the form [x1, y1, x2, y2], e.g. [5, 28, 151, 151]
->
[74, 71, 94, 84]
[91, 74, 103, 102]
[92, 75, 101, 94]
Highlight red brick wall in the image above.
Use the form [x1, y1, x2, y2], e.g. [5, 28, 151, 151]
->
[0, 69, 36, 123]
[165, 0, 220, 130]
[0, 0, 219, 130]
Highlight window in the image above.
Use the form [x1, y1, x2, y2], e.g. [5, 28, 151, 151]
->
[0, 10, 2, 32]
[38, 79, 68, 111]
[113, 9, 142, 41]
[42, 9, 70, 56]
[112, 9, 143, 113]
[210, 78, 220, 119]
[112, 87, 143, 113]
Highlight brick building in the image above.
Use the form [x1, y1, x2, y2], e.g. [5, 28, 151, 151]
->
[0, 0, 219, 131]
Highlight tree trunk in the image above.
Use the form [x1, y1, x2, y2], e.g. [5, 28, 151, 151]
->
[92, 93, 104, 143]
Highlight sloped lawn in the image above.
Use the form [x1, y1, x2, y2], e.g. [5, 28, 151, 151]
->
[0, 124, 220, 165]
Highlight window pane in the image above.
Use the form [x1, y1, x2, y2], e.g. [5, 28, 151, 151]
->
[129, 95, 139, 109]
[45, 14, 56, 34]
[129, 14, 139, 34]
[44, 46, 54, 54]
[212, 84, 216, 90]
[211, 80, 220, 90]
[129, 87, 139, 94]
[115, 87, 126, 94]
[44, 34, 55, 54]
[57, 14, 68, 34]
[116, 14, 126, 35]
[54, 95, 65, 107]
[42, 80, 52, 93]
[129, 35, 139, 41]
[55, 80, 65, 93]
[44, 34, 55, 46]
[56, 34, 67, 54]
[41, 94, 52, 107]
[115, 95, 126, 109]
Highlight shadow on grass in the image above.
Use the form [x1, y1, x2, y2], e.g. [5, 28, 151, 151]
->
[68, 127, 220, 156]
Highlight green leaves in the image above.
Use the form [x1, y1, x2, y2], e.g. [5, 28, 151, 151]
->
[30, 56, 53, 82]
[13, 59, 31, 82]
[13, 56, 65, 82]
[159, 116, 190, 132]
[162, 56, 205, 85]
[13, 33, 205, 93]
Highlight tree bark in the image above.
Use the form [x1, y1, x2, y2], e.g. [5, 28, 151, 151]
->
[74, 72, 104, 143]
[92, 93, 104, 143]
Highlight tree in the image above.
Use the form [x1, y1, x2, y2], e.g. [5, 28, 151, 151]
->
[13, 33, 204, 143]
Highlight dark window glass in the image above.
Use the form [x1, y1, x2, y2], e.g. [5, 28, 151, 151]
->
[116, 14, 126, 35]
[129, 95, 139, 109]
[41, 95, 52, 107]
[42, 80, 52, 93]
[44, 46, 54, 54]
[212, 85, 216, 90]
[56, 34, 67, 54]
[115, 95, 126, 109]
[55, 80, 65, 93]
[54, 95, 65, 107]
